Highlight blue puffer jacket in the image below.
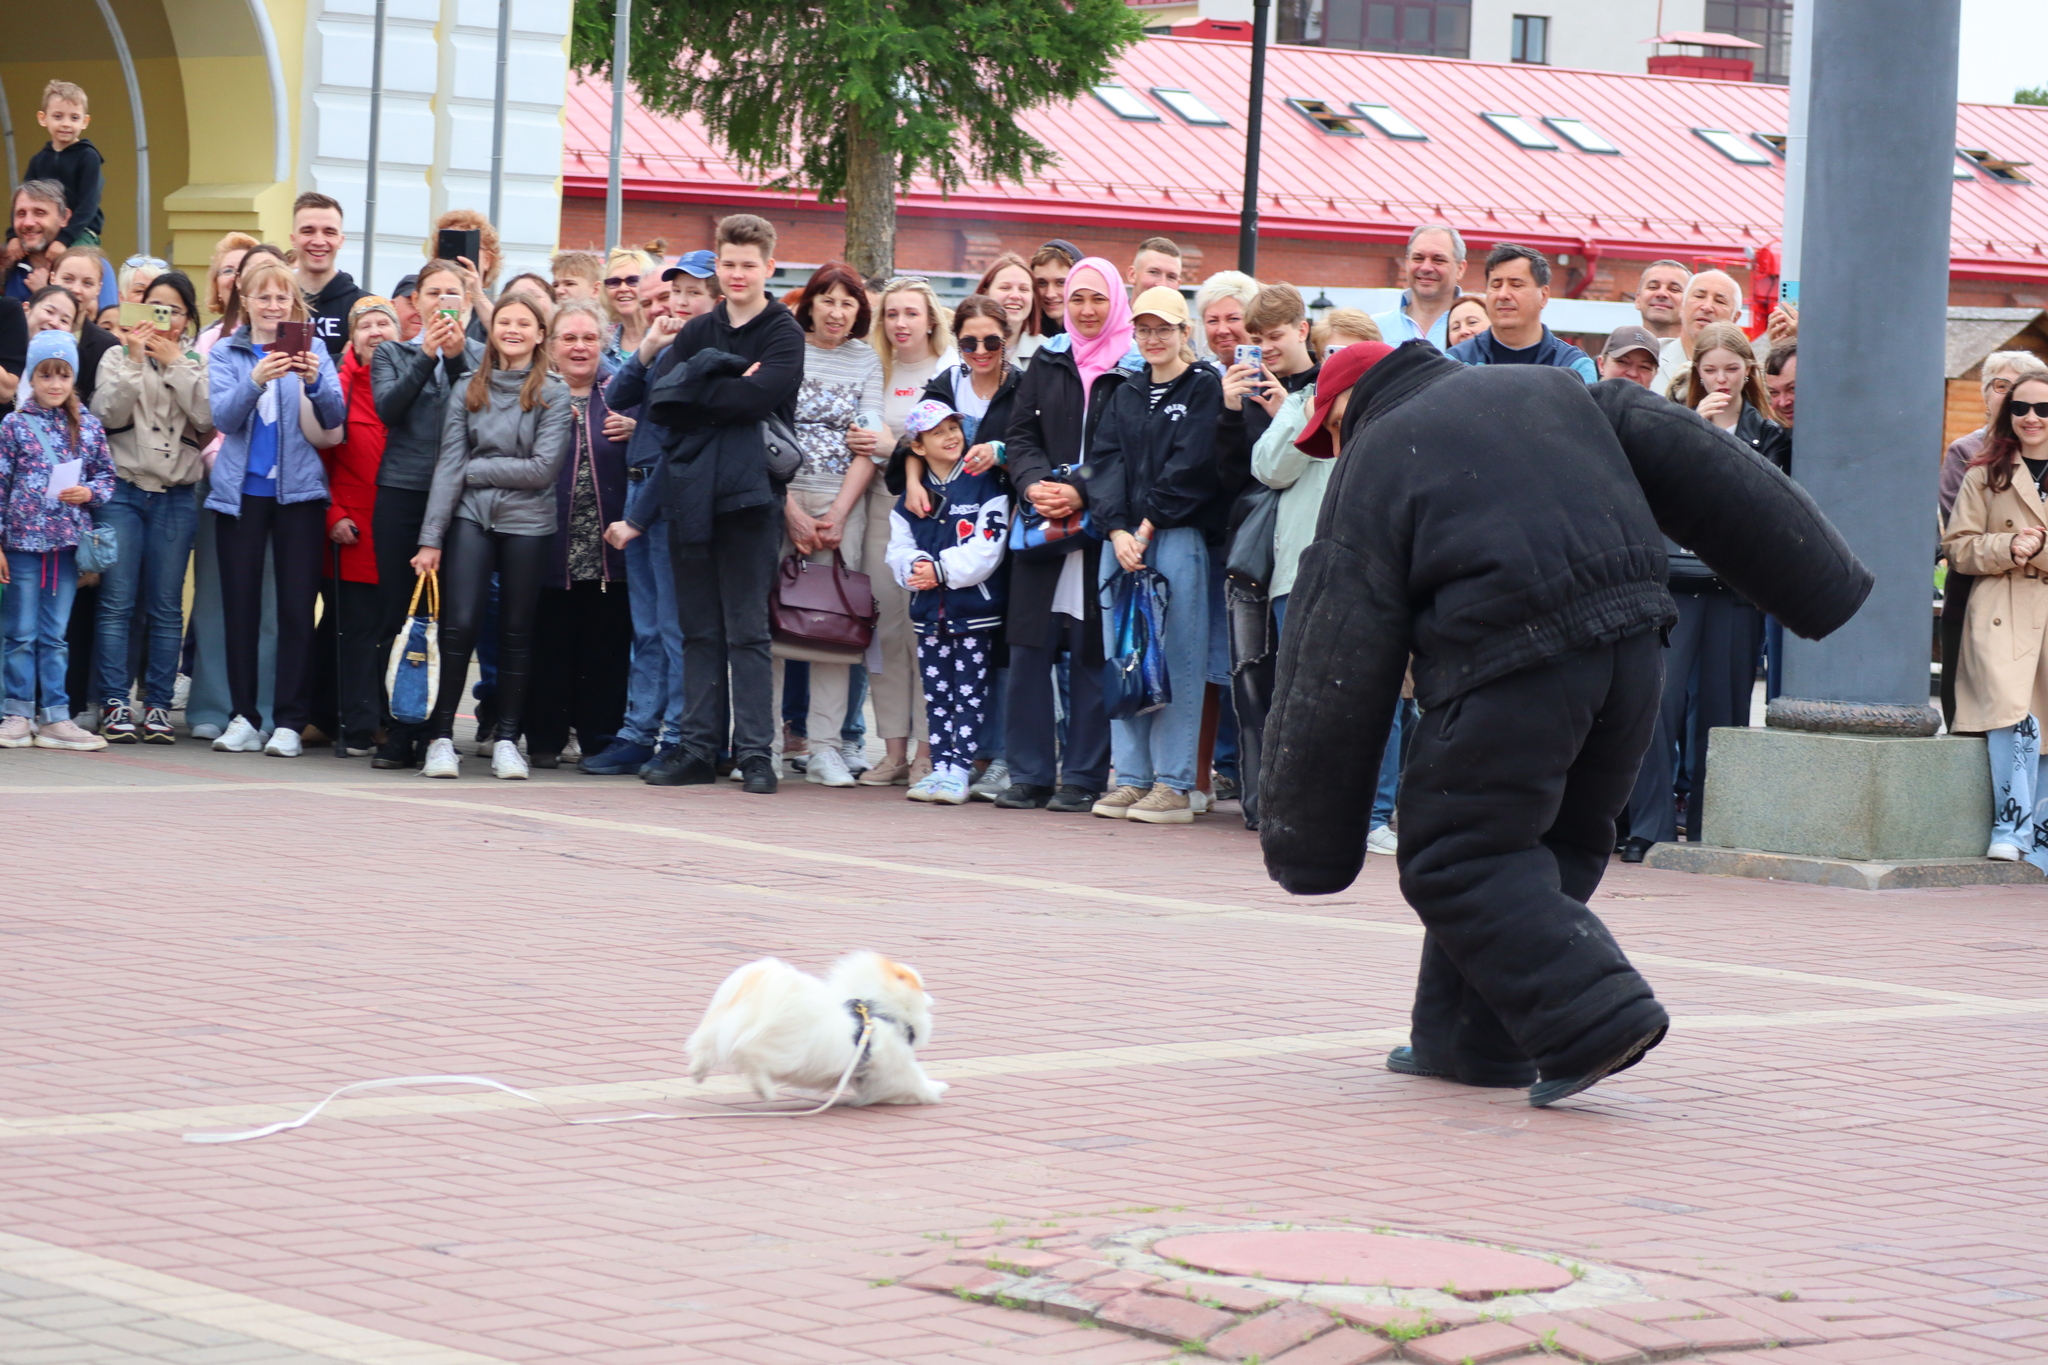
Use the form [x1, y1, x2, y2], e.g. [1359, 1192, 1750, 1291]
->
[205, 327, 346, 515]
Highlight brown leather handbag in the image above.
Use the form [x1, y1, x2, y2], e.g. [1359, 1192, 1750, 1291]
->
[771, 553, 877, 664]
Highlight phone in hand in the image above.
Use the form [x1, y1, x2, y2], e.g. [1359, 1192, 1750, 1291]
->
[1233, 344, 1263, 369]
[436, 228, 481, 266]
[118, 301, 154, 328]
[268, 320, 314, 356]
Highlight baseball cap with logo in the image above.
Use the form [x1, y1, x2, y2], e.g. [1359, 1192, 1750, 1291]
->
[1602, 324, 1662, 362]
[661, 249, 717, 282]
[902, 399, 961, 438]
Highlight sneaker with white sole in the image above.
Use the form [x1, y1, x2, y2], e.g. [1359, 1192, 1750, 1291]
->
[905, 770, 948, 803]
[969, 759, 1012, 802]
[421, 738, 461, 778]
[491, 739, 529, 780]
[100, 700, 139, 744]
[1091, 784, 1148, 819]
[1126, 783, 1194, 825]
[141, 706, 177, 744]
[806, 744, 856, 787]
[33, 718, 108, 751]
[0, 715, 31, 747]
[264, 727, 303, 757]
[1988, 841, 2025, 862]
[1367, 825, 1399, 856]
[839, 739, 871, 775]
[926, 767, 972, 805]
[213, 715, 264, 752]
[189, 722, 223, 740]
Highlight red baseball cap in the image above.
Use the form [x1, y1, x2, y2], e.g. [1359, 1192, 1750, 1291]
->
[1296, 341, 1395, 459]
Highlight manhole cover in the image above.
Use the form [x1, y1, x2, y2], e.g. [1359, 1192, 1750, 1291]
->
[1152, 1230, 1575, 1297]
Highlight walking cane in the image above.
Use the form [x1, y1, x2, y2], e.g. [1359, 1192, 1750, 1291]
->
[333, 538, 349, 759]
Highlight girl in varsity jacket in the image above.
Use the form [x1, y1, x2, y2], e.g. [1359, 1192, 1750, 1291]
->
[884, 399, 1011, 805]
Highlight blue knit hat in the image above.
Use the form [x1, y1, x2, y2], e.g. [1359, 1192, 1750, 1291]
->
[26, 329, 78, 375]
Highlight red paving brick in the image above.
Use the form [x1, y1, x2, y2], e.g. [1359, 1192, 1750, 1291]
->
[1, 742, 2046, 1363]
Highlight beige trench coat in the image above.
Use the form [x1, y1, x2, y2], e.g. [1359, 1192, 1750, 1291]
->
[1942, 463, 2048, 732]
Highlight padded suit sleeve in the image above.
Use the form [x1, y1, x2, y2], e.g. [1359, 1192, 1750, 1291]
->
[1589, 378, 1872, 641]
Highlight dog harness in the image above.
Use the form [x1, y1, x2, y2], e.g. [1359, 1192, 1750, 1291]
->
[846, 999, 915, 1054]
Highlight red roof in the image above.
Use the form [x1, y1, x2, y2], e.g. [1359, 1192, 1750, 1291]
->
[563, 37, 2048, 284]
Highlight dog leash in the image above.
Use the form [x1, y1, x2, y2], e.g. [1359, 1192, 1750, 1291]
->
[182, 1020, 877, 1144]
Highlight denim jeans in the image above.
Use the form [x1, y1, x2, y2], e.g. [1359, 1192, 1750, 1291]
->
[1101, 525, 1209, 792]
[1987, 716, 2048, 870]
[92, 480, 198, 708]
[1374, 700, 1417, 830]
[4, 547, 80, 721]
[621, 518, 686, 747]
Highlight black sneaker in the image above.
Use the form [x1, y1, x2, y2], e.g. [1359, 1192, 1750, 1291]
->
[993, 782, 1054, 810]
[1045, 785, 1101, 814]
[371, 737, 417, 770]
[101, 700, 139, 744]
[141, 706, 177, 744]
[528, 751, 562, 769]
[740, 754, 778, 794]
[644, 748, 716, 786]
[1384, 1046, 1446, 1078]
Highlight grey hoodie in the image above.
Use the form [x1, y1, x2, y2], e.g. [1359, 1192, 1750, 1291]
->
[419, 368, 573, 547]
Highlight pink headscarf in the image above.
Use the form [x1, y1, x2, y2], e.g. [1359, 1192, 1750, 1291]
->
[1064, 257, 1134, 400]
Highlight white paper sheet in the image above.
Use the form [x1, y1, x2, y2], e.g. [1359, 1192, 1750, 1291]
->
[44, 459, 81, 504]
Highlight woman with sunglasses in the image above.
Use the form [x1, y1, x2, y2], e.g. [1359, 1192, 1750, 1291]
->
[86, 270, 212, 743]
[1946, 376, 2048, 868]
[600, 248, 656, 368]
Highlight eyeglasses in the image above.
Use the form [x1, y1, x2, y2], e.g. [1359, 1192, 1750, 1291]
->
[1134, 325, 1183, 341]
[957, 335, 1005, 353]
[2009, 401, 2048, 418]
[603, 275, 641, 289]
[123, 254, 169, 270]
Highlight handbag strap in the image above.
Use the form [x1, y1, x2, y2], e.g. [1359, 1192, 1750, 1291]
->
[406, 569, 438, 620]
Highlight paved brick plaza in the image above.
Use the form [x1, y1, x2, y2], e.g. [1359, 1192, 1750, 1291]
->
[3, 740, 2046, 1364]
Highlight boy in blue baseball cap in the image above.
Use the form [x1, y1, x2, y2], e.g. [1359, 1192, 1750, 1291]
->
[661, 249, 721, 319]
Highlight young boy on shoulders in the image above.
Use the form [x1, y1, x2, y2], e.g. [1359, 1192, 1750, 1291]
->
[5, 82, 103, 267]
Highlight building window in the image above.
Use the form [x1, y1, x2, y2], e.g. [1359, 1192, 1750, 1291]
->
[1285, 0, 1471, 57]
[1702, 0, 1793, 84]
[1511, 15, 1549, 64]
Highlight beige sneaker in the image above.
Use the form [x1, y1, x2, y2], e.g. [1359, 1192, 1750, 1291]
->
[33, 718, 108, 751]
[1091, 784, 1148, 819]
[0, 715, 32, 748]
[1126, 783, 1194, 825]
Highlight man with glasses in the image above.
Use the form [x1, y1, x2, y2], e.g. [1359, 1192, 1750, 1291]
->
[289, 191, 366, 358]
[1371, 223, 1465, 349]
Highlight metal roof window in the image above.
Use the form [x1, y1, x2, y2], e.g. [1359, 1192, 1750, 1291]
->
[1350, 102, 1428, 140]
[1959, 148, 2033, 184]
[1751, 132, 1786, 157]
[1481, 112, 1559, 149]
[1544, 116, 1621, 154]
[1151, 87, 1228, 126]
[1092, 85, 1161, 121]
[1288, 98, 1366, 135]
[1693, 127, 1774, 164]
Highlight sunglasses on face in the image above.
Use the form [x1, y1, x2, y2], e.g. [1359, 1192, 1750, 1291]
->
[2010, 401, 2048, 418]
[957, 335, 1004, 353]
[603, 275, 641, 289]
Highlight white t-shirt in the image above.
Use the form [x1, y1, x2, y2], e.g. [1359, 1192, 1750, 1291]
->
[883, 353, 944, 439]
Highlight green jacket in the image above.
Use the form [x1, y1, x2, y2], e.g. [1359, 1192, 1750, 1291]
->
[1249, 385, 1330, 599]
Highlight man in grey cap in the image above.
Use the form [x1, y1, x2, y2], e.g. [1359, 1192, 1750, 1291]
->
[1597, 325, 1661, 389]
[389, 273, 422, 341]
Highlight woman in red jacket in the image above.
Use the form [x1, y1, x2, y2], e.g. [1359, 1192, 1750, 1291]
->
[318, 297, 396, 755]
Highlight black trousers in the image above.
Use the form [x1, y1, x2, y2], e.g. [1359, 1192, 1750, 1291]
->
[312, 578, 384, 748]
[1006, 611, 1111, 793]
[372, 486, 432, 748]
[216, 494, 327, 733]
[1398, 631, 1670, 1086]
[526, 579, 633, 755]
[430, 519, 547, 742]
[1626, 588, 1762, 845]
[670, 505, 779, 765]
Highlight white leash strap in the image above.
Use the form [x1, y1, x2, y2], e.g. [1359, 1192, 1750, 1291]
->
[182, 1024, 875, 1144]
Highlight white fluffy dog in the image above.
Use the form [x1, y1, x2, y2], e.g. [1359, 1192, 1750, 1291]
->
[686, 952, 947, 1106]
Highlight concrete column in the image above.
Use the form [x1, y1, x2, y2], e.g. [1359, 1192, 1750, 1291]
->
[1776, 0, 1960, 722]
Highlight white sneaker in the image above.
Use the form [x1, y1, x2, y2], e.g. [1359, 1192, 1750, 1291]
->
[421, 738, 461, 778]
[264, 727, 303, 757]
[213, 716, 264, 752]
[32, 718, 107, 751]
[491, 739, 529, 780]
[839, 739, 871, 775]
[969, 759, 1012, 802]
[189, 722, 222, 740]
[1367, 825, 1400, 856]
[1988, 841, 2024, 862]
[806, 744, 856, 787]
[0, 716, 31, 747]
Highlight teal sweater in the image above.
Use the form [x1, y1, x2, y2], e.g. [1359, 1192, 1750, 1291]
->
[1249, 385, 1330, 599]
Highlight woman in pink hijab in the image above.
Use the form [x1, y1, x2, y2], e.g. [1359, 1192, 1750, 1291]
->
[989, 255, 1140, 814]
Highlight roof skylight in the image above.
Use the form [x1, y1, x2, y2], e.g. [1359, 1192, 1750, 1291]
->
[1287, 98, 1365, 135]
[1693, 128, 1774, 164]
[1350, 102, 1428, 140]
[1091, 85, 1160, 121]
[1544, 116, 1621, 154]
[1151, 87, 1227, 126]
[1481, 112, 1559, 150]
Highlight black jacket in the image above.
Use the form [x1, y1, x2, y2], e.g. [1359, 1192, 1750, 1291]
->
[0, 298, 24, 386]
[371, 336, 481, 491]
[77, 321, 118, 406]
[1000, 337, 1136, 661]
[883, 361, 1021, 496]
[642, 348, 782, 544]
[1260, 342, 1872, 895]
[308, 272, 369, 359]
[1668, 400, 1790, 589]
[1085, 363, 1223, 536]
[24, 139, 103, 245]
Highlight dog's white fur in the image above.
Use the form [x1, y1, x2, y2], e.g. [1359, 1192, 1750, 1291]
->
[685, 952, 946, 1106]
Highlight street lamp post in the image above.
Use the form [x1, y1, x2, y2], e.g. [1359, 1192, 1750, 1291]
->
[1236, 0, 1270, 275]
[605, 0, 631, 250]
